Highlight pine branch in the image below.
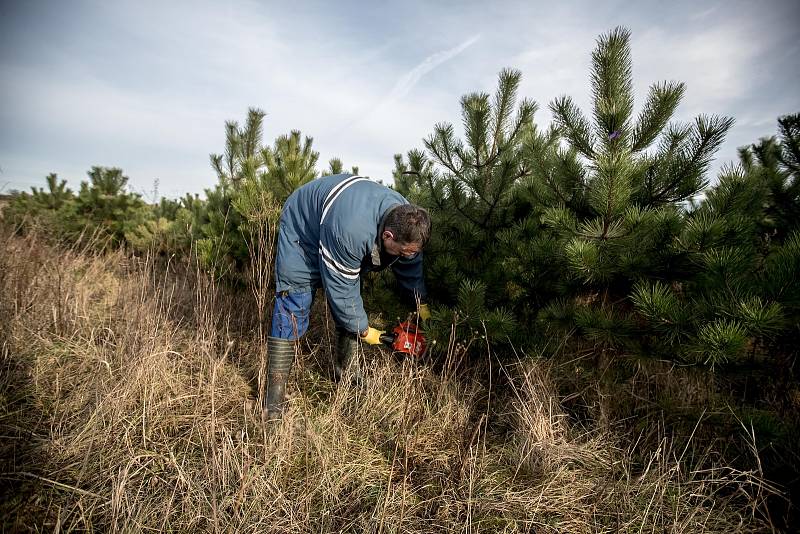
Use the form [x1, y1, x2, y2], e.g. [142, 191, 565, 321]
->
[591, 26, 634, 144]
[490, 69, 519, 155]
[543, 170, 570, 205]
[550, 96, 595, 158]
[481, 163, 529, 228]
[737, 145, 755, 171]
[328, 158, 344, 175]
[631, 81, 685, 152]
[651, 115, 734, 204]
[224, 121, 239, 185]
[640, 123, 691, 203]
[462, 92, 491, 169]
[445, 177, 483, 227]
[404, 149, 448, 212]
[425, 123, 464, 177]
[241, 108, 266, 159]
[777, 113, 800, 176]
[481, 98, 537, 174]
[587, 150, 634, 224]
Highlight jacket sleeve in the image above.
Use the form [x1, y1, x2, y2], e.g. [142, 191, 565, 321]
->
[318, 226, 369, 334]
[392, 252, 427, 304]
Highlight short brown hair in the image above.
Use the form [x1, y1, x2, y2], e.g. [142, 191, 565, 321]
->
[385, 204, 431, 246]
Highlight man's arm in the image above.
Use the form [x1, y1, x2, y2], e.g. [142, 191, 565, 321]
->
[318, 226, 370, 335]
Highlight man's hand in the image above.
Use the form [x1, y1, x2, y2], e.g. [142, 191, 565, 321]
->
[360, 327, 385, 345]
[418, 303, 431, 322]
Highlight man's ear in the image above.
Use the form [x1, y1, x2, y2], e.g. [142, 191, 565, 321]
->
[382, 230, 394, 240]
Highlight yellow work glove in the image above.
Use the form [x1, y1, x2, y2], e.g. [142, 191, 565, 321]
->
[418, 303, 431, 322]
[360, 327, 385, 345]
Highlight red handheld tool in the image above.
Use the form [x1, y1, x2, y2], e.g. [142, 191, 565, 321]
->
[380, 321, 427, 358]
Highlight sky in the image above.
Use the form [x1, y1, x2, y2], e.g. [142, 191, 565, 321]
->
[1, 0, 798, 199]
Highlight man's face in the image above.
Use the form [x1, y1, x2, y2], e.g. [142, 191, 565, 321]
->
[382, 231, 422, 258]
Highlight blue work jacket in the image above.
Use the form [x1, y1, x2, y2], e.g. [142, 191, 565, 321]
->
[274, 174, 426, 334]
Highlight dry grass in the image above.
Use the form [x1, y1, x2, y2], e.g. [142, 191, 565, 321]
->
[0, 229, 782, 532]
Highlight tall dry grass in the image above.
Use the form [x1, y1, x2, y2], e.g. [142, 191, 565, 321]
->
[0, 228, 782, 532]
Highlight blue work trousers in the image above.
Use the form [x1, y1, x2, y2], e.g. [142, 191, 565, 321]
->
[270, 291, 315, 340]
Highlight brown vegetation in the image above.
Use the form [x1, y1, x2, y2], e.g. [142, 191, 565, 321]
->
[0, 227, 782, 532]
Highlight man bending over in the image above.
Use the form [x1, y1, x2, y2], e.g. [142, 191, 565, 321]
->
[266, 173, 431, 420]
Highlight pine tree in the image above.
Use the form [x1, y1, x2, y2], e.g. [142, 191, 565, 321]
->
[736, 113, 800, 238]
[202, 109, 269, 273]
[201, 109, 322, 277]
[199, 108, 264, 272]
[125, 216, 177, 255]
[210, 108, 266, 188]
[327, 158, 359, 176]
[195, 184, 248, 276]
[73, 166, 148, 247]
[633, 115, 799, 366]
[31, 173, 73, 210]
[4, 168, 148, 248]
[261, 130, 319, 202]
[169, 193, 205, 252]
[397, 28, 740, 362]
[3, 173, 76, 236]
[393, 68, 537, 345]
[519, 27, 734, 355]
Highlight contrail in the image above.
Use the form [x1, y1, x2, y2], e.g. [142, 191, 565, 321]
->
[388, 34, 481, 101]
[345, 34, 481, 133]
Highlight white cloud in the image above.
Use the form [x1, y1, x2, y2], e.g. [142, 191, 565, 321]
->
[633, 24, 764, 113]
[2, 68, 223, 150]
[511, 36, 595, 124]
[1, 1, 411, 191]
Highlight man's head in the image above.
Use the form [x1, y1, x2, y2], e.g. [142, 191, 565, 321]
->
[381, 204, 431, 258]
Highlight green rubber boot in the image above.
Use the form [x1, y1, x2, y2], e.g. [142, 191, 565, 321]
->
[334, 328, 362, 386]
[266, 336, 295, 420]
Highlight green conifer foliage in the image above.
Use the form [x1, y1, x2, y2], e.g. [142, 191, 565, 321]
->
[4, 173, 76, 235]
[399, 28, 754, 363]
[127, 193, 208, 255]
[32, 173, 73, 210]
[210, 108, 266, 188]
[125, 196, 190, 254]
[520, 27, 734, 353]
[199, 108, 265, 272]
[73, 166, 148, 248]
[200, 109, 324, 277]
[540, 27, 731, 281]
[262, 130, 319, 202]
[5, 168, 148, 248]
[632, 115, 799, 366]
[171, 193, 206, 251]
[327, 158, 359, 176]
[202, 109, 268, 273]
[393, 68, 537, 344]
[203, 110, 263, 268]
[736, 113, 800, 238]
[328, 158, 344, 175]
[125, 217, 177, 255]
